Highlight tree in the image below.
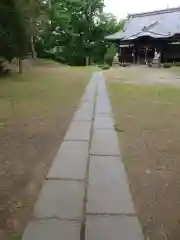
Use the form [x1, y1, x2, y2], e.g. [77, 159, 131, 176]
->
[90, 13, 124, 64]
[104, 44, 117, 65]
[0, 0, 124, 69]
[36, 0, 122, 65]
[0, 0, 30, 72]
[23, 0, 48, 58]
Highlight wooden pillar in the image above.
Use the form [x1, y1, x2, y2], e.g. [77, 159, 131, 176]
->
[134, 44, 138, 64]
[118, 47, 122, 62]
[136, 43, 140, 64]
[137, 48, 140, 64]
[132, 46, 135, 64]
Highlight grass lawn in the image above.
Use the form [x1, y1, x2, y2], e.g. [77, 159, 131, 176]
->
[105, 66, 145, 81]
[0, 64, 94, 240]
[108, 82, 180, 240]
[105, 66, 180, 86]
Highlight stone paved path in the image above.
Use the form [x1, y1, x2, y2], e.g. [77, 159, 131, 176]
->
[22, 72, 144, 240]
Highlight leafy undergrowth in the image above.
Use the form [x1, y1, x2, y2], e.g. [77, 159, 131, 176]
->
[108, 82, 180, 240]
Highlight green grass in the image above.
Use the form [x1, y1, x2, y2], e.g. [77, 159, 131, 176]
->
[105, 67, 144, 81]
[108, 82, 180, 240]
[0, 64, 95, 239]
[8, 232, 22, 240]
[0, 66, 94, 131]
[108, 83, 180, 128]
[105, 66, 180, 86]
[109, 83, 180, 105]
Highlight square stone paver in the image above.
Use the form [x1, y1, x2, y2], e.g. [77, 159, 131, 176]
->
[74, 102, 94, 121]
[34, 180, 84, 219]
[47, 141, 88, 180]
[74, 109, 92, 122]
[87, 156, 135, 214]
[81, 79, 97, 103]
[86, 216, 144, 240]
[22, 219, 81, 240]
[94, 114, 114, 129]
[81, 88, 96, 103]
[90, 129, 120, 156]
[95, 99, 112, 114]
[64, 121, 91, 141]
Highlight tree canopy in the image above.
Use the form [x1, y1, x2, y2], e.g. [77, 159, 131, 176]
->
[0, 0, 125, 69]
[0, 0, 29, 61]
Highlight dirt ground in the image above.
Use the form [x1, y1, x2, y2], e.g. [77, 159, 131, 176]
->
[0, 64, 93, 240]
[107, 67, 180, 240]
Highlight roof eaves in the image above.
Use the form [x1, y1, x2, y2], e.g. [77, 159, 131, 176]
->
[129, 6, 180, 18]
[105, 29, 126, 40]
[147, 30, 170, 37]
[124, 30, 171, 40]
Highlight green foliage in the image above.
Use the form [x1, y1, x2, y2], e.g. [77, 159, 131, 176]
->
[0, 0, 30, 67]
[36, 0, 124, 65]
[163, 63, 172, 68]
[0, 0, 124, 67]
[104, 44, 117, 66]
[0, 0, 47, 63]
[175, 62, 180, 67]
[121, 63, 131, 67]
[98, 64, 110, 70]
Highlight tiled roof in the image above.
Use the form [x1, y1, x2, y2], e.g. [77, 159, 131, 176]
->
[105, 6, 180, 40]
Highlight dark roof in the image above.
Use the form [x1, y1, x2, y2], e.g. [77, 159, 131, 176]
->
[106, 6, 180, 41]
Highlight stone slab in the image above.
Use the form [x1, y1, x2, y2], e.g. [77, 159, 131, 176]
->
[82, 85, 96, 102]
[74, 102, 94, 121]
[87, 156, 135, 214]
[22, 219, 81, 240]
[47, 141, 88, 180]
[81, 77, 97, 103]
[97, 89, 107, 97]
[81, 92, 94, 103]
[64, 121, 91, 141]
[86, 216, 144, 240]
[96, 95, 110, 102]
[96, 80, 108, 95]
[94, 114, 114, 129]
[34, 180, 84, 219]
[90, 129, 120, 156]
[74, 109, 93, 121]
[95, 99, 112, 114]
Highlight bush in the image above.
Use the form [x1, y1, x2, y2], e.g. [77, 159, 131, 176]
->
[119, 62, 131, 67]
[104, 44, 117, 66]
[102, 65, 110, 70]
[98, 64, 110, 70]
[0, 62, 4, 73]
[0, 60, 11, 76]
[163, 63, 172, 68]
[121, 63, 130, 67]
[98, 64, 103, 68]
[175, 62, 180, 67]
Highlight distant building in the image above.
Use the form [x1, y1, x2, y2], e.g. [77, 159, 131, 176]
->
[106, 7, 180, 64]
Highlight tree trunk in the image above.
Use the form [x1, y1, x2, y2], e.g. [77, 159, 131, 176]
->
[18, 59, 23, 74]
[31, 36, 37, 59]
[86, 56, 89, 66]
